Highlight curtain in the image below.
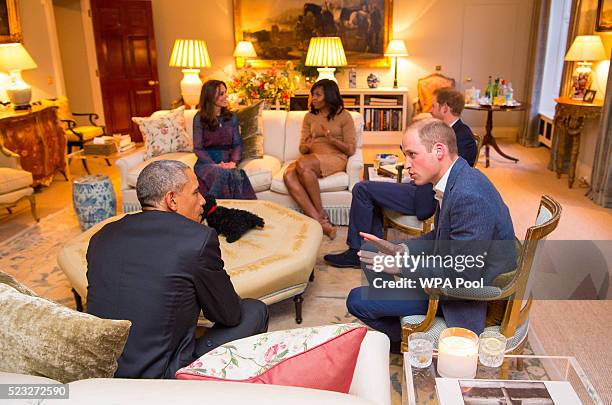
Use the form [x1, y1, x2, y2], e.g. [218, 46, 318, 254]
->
[587, 51, 612, 208]
[518, 0, 551, 147]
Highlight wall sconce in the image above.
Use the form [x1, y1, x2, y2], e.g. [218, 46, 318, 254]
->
[233, 41, 257, 69]
[0, 43, 38, 110]
[564, 35, 606, 100]
[384, 39, 409, 89]
[305, 37, 347, 83]
[169, 39, 212, 108]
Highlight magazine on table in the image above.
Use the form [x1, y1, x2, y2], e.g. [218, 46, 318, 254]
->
[435, 378, 581, 405]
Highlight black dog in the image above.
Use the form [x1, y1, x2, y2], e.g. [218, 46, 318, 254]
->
[201, 195, 265, 243]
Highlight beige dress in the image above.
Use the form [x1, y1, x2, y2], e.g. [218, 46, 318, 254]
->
[299, 110, 356, 177]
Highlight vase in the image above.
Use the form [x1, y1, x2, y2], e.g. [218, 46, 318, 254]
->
[72, 175, 117, 231]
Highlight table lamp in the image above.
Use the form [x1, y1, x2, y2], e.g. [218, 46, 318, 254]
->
[169, 39, 212, 108]
[233, 41, 257, 69]
[0, 43, 38, 110]
[384, 39, 409, 89]
[564, 35, 606, 100]
[305, 37, 347, 83]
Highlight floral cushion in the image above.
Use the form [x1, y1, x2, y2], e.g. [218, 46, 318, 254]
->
[132, 107, 192, 160]
[176, 323, 367, 393]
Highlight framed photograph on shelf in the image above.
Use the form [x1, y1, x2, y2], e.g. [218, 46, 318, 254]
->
[0, 0, 21, 43]
[596, 0, 612, 31]
[583, 89, 597, 103]
[233, 0, 393, 68]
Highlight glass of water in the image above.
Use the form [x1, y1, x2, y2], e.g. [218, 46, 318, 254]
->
[478, 331, 507, 368]
[408, 332, 434, 368]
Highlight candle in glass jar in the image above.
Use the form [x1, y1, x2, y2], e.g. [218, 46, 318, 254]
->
[437, 328, 479, 378]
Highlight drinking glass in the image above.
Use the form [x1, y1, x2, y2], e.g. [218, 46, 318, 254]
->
[408, 332, 434, 368]
[478, 330, 507, 368]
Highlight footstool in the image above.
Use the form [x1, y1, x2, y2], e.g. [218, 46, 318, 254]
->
[57, 200, 323, 323]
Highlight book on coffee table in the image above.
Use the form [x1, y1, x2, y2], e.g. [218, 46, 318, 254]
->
[435, 378, 581, 405]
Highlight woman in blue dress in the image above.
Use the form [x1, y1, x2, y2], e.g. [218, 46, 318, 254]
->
[193, 80, 256, 199]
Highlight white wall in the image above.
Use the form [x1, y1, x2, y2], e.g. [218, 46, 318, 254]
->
[17, 0, 62, 100]
[53, 0, 94, 113]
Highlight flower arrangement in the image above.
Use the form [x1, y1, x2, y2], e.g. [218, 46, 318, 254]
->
[228, 66, 296, 107]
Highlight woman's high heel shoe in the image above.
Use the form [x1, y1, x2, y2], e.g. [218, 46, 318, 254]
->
[320, 219, 337, 240]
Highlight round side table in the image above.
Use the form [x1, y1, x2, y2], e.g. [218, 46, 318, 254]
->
[72, 175, 117, 231]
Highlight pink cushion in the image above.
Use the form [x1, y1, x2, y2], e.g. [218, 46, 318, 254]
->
[176, 324, 367, 393]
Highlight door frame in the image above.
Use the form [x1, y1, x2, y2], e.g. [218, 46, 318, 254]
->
[45, 0, 105, 125]
[79, 0, 105, 125]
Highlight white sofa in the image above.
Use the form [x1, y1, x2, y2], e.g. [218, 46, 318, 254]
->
[0, 331, 390, 405]
[116, 109, 364, 225]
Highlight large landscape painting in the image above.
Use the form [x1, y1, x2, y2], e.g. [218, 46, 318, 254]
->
[233, 0, 392, 67]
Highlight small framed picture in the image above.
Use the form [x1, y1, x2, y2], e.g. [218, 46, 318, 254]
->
[583, 89, 597, 103]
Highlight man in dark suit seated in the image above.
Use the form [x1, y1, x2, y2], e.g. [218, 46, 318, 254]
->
[86, 160, 269, 379]
[346, 118, 514, 353]
[325, 87, 478, 268]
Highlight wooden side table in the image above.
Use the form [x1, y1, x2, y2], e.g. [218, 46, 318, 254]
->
[553, 96, 603, 188]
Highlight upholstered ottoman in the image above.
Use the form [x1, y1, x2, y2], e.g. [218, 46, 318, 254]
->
[57, 200, 323, 323]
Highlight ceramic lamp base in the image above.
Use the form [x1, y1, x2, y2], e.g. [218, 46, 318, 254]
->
[7, 87, 32, 107]
[180, 68, 203, 109]
[315, 67, 337, 83]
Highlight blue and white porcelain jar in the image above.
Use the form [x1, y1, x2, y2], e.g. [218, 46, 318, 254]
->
[72, 175, 116, 231]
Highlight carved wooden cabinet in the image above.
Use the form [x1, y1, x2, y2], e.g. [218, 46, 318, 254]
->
[0, 106, 67, 187]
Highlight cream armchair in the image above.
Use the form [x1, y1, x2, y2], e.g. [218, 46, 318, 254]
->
[0, 137, 38, 221]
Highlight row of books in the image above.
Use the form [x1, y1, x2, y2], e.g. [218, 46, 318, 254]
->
[363, 108, 403, 131]
[343, 97, 358, 107]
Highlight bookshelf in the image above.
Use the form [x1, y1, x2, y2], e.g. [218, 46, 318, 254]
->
[292, 87, 408, 146]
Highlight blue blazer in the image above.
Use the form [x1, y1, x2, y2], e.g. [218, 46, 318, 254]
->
[405, 158, 515, 334]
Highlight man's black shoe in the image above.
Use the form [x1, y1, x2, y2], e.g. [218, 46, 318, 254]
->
[324, 248, 360, 268]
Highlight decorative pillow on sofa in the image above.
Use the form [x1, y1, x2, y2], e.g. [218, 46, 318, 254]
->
[0, 283, 131, 383]
[132, 106, 192, 160]
[176, 323, 367, 393]
[236, 101, 264, 161]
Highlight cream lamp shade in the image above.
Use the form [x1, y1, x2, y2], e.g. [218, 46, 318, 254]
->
[0, 43, 38, 108]
[384, 39, 409, 88]
[169, 39, 212, 108]
[305, 37, 347, 82]
[564, 35, 606, 99]
[233, 41, 257, 68]
[565, 35, 607, 62]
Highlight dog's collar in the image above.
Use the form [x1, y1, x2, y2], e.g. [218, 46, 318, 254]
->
[207, 205, 218, 216]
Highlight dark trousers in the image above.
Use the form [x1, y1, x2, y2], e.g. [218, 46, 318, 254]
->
[346, 241, 431, 344]
[347, 181, 436, 250]
[195, 298, 269, 356]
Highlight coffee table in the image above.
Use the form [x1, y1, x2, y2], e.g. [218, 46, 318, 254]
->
[402, 353, 603, 405]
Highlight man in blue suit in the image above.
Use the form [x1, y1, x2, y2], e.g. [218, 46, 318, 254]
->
[325, 87, 477, 268]
[346, 118, 515, 353]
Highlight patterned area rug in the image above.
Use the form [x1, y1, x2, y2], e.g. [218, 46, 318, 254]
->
[1, 208, 547, 403]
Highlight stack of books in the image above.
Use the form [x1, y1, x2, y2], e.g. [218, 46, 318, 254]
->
[368, 97, 399, 106]
[84, 135, 135, 155]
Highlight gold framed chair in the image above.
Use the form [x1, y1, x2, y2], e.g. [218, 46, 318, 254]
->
[412, 73, 456, 120]
[0, 136, 39, 221]
[36, 97, 108, 174]
[381, 164, 435, 239]
[400, 195, 562, 359]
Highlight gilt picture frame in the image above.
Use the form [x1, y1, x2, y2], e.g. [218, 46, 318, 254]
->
[596, 0, 612, 32]
[0, 0, 21, 43]
[233, 0, 393, 68]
